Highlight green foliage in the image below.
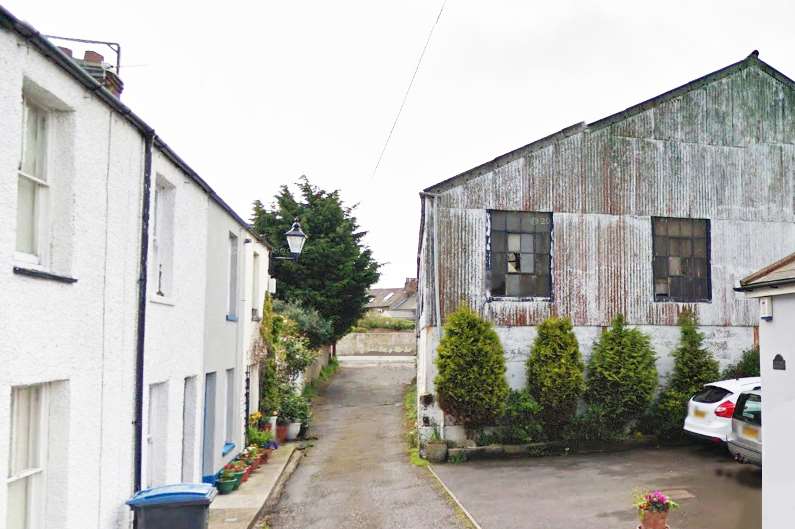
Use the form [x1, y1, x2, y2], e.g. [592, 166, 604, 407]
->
[259, 355, 280, 416]
[351, 314, 415, 332]
[273, 299, 334, 349]
[279, 390, 311, 425]
[526, 317, 585, 438]
[434, 305, 510, 433]
[408, 448, 428, 467]
[246, 427, 274, 447]
[668, 310, 720, 396]
[646, 310, 720, 441]
[721, 347, 760, 379]
[279, 335, 317, 382]
[319, 357, 339, 382]
[495, 390, 544, 444]
[252, 176, 380, 343]
[564, 403, 627, 444]
[260, 293, 275, 352]
[404, 383, 419, 449]
[584, 315, 658, 432]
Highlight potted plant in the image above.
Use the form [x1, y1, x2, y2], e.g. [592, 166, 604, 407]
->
[216, 467, 237, 495]
[226, 461, 246, 489]
[280, 392, 310, 441]
[635, 490, 678, 529]
[275, 416, 289, 443]
[425, 424, 448, 463]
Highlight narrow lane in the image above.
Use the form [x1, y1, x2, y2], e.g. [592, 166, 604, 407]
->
[265, 362, 468, 529]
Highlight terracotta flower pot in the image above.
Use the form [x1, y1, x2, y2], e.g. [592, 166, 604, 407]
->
[276, 424, 288, 443]
[639, 510, 669, 529]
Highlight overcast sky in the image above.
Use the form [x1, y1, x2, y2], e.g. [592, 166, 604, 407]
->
[7, 1, 795, 286]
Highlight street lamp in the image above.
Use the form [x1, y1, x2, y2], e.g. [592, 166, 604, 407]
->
[284, 218, 307, 258]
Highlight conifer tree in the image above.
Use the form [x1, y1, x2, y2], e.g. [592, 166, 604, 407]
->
[526, 317, 585, 438]
[585, 314, 658, 430]
[435, 305, 509, 434]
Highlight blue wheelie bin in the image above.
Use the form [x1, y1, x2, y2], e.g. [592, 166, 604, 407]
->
[127, 483, 217, 529]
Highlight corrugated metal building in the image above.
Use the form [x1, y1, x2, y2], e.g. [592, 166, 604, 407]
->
[416, 52, 795, 438]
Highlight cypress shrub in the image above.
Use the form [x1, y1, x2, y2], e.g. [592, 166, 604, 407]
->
[668, 309, 719, 396]
[434, 305, 509, 434]
[585, 314, 658, 432]
[526, 317, 585, 438]
[721, 347, 760, 379]
[652, 309, 720, 440]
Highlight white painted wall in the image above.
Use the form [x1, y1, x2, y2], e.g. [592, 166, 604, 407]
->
[202, 201, 248, 478]
[755, 293, 795, 528]
[0, 28, 143, 529]
[241, 239, 270, 421]
[141, 151, 209, 487]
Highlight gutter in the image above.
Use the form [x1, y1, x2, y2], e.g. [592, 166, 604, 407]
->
[734, 277, 795, 292]
[133, 132, 155, 495]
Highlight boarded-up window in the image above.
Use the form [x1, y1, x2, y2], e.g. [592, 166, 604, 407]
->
[488, 211, 552, 298]
[652, 217, 711, 302]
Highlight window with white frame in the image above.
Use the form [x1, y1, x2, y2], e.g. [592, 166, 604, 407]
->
[6, 384, 48, 529]
[251, 252, 261, 320]
[225, 368, 235, 443]
[16, 98, 49, 264]
[227, 233, 239, 319]
[151, 177, 176, 298]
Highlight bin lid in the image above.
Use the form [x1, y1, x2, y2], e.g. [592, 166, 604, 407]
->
[127, 483, 217, 507]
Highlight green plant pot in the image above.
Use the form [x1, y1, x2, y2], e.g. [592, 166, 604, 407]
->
[217, 479, 236, 494]
[231, 471, 245, 489]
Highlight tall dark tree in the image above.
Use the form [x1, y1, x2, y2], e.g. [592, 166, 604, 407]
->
[252, 176, 380, 343]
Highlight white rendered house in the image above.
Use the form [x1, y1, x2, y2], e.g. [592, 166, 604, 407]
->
[0, 6, 271, 529]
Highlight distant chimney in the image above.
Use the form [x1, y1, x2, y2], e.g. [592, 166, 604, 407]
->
[57, 46, 73, 57]
[73, 49, 124, 98]
[404, 278, 418, 294]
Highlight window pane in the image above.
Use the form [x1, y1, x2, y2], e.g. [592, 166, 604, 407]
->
[655, 279, 669, 297]
[653, 256, 668, 278]
[490, 211, 506, 231]
[520, 254, 534, 273]
[653, 218, 668, 236]
[668, 257, 682, 276]
[505, 275, 520, 296]
[535, 253, 550, 274]
[16, 176, 37, 255]
[21, 103, 47, 180]
[490, 271, 505, 296]
[506, 213, 521, 232]
[491, 252, 506, 274]
[693, 220, 707, 237]
[535, 233, 550, 254]
[653, 236, 668, 257]
[507, 234, 521, 253]
[491, 232, 506, 252]
[693, 238, 707, 258]
[520, 234, 534, 252]
[228, 235, 238, 316]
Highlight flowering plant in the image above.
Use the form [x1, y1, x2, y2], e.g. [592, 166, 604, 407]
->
[634, 490, 678, 514]
[249, 411, 263, 427]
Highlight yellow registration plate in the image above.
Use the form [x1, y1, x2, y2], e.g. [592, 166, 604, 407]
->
[742, 425, 759, 440]
[694, 409, 706, 419]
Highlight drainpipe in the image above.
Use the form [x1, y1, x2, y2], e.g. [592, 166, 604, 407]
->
[419, 191, 443, 437]
[134, 130, 155, 495]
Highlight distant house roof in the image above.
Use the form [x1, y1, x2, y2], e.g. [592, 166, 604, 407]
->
[367, 288, 406, 309]
[736, 252, 795, 291]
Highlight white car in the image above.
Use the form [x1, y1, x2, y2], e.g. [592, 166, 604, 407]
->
[683, 377, 761, 442]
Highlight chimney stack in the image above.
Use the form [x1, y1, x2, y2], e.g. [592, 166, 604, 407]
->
[73, 49, 124, 98]
[57, 46, 73, 57]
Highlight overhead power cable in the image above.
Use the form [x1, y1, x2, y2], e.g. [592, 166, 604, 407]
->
[370, 0, 447, 180]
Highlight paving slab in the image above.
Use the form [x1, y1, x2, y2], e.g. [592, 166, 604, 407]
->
[209, 443, 298, 529]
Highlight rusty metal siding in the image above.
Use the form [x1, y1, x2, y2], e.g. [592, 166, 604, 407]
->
[421, 63, 795, 330]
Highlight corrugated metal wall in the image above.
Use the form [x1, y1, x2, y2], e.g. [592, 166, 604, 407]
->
[418, 62, 795, 330]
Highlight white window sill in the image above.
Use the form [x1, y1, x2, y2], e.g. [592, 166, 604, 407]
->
[14, 252, 43, 268]
[149, 294, 175, 306]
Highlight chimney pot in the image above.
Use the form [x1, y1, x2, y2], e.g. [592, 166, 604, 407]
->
[84, 50, 104, 64]
[57, 47, 73, 57]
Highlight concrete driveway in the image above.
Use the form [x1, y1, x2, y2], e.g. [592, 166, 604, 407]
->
[432, 445, 760, 529]
[265, 362, 470, 529]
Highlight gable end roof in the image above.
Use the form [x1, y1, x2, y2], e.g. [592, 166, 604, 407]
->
[424, 51, 795, 195]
